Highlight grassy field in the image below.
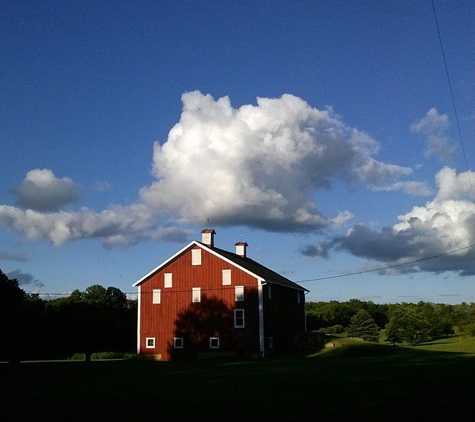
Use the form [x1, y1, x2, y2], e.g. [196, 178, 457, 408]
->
[1, 336, 475, 421]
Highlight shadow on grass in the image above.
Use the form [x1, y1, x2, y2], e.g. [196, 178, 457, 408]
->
[2, 341, 475, 421]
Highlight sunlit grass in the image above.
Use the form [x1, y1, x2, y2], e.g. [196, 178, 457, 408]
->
[414, 334, 475, 354]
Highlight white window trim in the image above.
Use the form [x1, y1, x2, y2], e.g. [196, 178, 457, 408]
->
[192, 249, 202, 266]
[152, 289, 161, 304]
[234, 309, 245, 328]
[164, 273, 172, 288]
[222, 269, 231, 285]
[209, 337, 220, 349]
[235, 286, 244, 302]
[174, 337, 184, 349]
[192, 287, 201, 303]
[146, 337, 155, 348]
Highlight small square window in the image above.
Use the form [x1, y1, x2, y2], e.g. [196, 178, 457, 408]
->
[192, 287, 201, 303]
[235, 286, 244, 302]
[146, 337, 155, 348]
[152, 289, 161, 304]
[234, 309, 245, 328]
[174, 337, 184, 349]
[210, 337, 220, 349]
[192, 249, 202, 266]
[164, 273, 172, 288]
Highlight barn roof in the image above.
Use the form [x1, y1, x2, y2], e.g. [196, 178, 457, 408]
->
[209, 245, 309, 292]
[133, 241, 309, 292]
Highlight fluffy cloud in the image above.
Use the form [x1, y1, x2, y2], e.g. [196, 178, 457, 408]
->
[140, 91, 424, 231]
[0, 203, 189, 248]
[7, 269, 44, 289]
[0, 92, 429, 247]
[303, 167, 475, 276]
[11, 169, 83, 212]
[411, 108, 456, 163]
[0, 251, 28, 262]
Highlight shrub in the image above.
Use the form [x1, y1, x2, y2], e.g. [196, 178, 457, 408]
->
[317, 325, 344, 335]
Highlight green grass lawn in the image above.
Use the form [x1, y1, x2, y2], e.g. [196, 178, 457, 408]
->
[1, 337, 475, 421]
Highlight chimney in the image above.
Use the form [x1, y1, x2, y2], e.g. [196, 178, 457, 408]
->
[201, 229, 216, 247]
[235, 241, 248, 258]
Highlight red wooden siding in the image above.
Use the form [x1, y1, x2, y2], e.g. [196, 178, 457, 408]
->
[139, 245, 260, 360]
[263, 283, 306, 352]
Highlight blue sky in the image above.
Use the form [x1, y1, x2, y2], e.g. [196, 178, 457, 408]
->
[1, 0, 474, 304]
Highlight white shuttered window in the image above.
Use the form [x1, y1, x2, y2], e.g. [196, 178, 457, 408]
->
[164, 273, 172, 288]
[235, 286, 244, 302]
[192, 287, 201, 302]
[192, 249, 202, 265]
[222, 269, 231, 285]
[152, 289, 161, 304]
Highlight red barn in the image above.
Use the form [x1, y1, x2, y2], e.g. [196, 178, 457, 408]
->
[133, 229, 308, 360]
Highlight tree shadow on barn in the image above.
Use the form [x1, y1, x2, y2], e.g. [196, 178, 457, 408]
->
[168, 294, 257, 361]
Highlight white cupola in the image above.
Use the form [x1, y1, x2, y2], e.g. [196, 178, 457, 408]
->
[201, 229, 216, 247]
[235, 241, 248, 258]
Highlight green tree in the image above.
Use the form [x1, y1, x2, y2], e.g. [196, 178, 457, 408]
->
[384, 303, 453, 345]
[347, 309, 380, 342]
[46, 284, 135, 360]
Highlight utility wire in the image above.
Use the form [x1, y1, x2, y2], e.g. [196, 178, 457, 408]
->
[431, 0, 474, 198]
[296, 243, 475, 283]
[29, 243, 475, 296]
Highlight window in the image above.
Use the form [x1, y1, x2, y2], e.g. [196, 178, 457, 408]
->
[174, 337, 184, 349]
[192, 287, 201, 303]
[164, 273, 172, 288]
[269, 337, 274, 349]
[146, 337, 155, 348]
[222, 269, 231, 285]
[297, 291, 301, 304]
[235, 286, 244, 302]
[267, 284, 272, 299]
[234, 309, 245, 328]
[209, 337, 220, 349]
[192, 249, 202, 265]
[152, 289, 161, 304]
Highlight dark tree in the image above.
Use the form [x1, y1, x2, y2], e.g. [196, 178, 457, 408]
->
[347, 309, 380, 342]
[0, 269, 26, 363]
[46, 284, 135, 360]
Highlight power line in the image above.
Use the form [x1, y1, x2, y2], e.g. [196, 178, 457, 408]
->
[29, 243, 475, 296]
[431, 0, 474, 198]
[296, 243, 475, 283]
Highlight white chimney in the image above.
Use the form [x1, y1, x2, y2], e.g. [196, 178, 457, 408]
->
[201, 229, 216, 247]
[235, 241, 248, 257]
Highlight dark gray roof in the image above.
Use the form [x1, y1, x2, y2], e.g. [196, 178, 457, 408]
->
[208, 245, 309, 292]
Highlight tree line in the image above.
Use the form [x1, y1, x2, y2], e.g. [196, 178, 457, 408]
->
[1, 269, 136, 363]
[306, 299, 475, 345]
[4, 266, 475, 362]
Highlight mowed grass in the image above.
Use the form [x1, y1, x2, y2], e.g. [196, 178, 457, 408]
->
[1, 337, 475, 422]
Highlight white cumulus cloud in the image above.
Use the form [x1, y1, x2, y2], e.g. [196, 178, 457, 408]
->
[303, 167, 475, 276]
[11, 169, 83, 212]
[0, 203, 189, 248]
[0, 92, 430, 247]
[140, 91, 423, 232]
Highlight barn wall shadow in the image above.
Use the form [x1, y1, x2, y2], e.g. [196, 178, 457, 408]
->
[168, 291, 259, 360]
